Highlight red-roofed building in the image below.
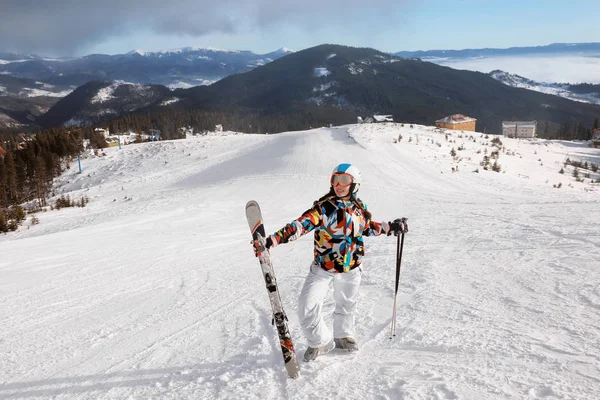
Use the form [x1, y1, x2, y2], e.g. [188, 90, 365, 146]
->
[592, 128, 600, 148]
[435, 114, 477, 132]
[0, 145, 6, 157]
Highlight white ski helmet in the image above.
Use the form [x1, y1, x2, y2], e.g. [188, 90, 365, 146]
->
[331, 163, 362, 194]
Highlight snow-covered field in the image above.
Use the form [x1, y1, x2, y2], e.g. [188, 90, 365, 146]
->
[1, 124, 599, 399]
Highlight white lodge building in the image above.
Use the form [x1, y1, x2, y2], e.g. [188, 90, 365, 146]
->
[502, 121, 537, 138]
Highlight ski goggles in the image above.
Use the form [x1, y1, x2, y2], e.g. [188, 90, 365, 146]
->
[330, 173, 353, 187]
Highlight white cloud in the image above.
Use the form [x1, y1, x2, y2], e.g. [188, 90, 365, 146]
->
[0, 0, 409, 56]
[430, 55, 600, 84]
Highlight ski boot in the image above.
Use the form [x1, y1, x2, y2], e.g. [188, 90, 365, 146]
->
[334, 337, 359, 352]
[303, 339, 335, 362]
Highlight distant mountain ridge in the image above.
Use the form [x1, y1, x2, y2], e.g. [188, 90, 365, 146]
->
[35, 44, 600, 134]
[0, 75, 65, 126]
[394, 42, 600, 59]
[0, 47, 294, 88]
[0, 52, 42, 62]
[0, 46, 293, 126]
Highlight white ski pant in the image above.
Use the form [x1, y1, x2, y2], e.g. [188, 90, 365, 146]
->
[298, 262, 362, 348]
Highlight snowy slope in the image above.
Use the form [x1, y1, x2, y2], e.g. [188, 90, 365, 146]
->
[1, 124, 600, 399]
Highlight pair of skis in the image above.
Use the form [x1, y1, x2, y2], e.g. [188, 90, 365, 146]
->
[245, 200, 300, 379]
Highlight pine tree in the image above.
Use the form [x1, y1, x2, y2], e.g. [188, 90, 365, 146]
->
[4, 150, 19, 203]
[36, 156, 48, 207]
[481, 155, 490, 170]
[492, 160, 501, 172]
[0, 211, 7, 233]
[0, 155, 7, 208]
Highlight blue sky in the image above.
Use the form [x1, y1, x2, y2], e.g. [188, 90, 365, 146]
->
[1, 0, 598, 56]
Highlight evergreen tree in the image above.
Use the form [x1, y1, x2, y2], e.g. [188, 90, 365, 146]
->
[4, 151, 19, 203]
[36, 156, 48, 207]
[0, 156, 7, 207]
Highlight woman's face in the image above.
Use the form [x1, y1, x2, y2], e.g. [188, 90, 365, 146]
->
[331, 173, 353, 199]
[334, 184, 351, 198]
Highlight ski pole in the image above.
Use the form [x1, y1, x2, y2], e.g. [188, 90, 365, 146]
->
[390, 231, 405, 339]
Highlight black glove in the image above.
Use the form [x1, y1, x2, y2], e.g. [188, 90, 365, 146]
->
[252, 235, 275, 256]
[388, 218, 408, 236]
[265, 236, 274, 249]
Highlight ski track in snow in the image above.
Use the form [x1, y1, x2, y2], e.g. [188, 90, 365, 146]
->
[1, 125, 599, 399]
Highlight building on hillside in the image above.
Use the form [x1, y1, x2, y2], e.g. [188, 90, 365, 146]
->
[592, 128, 600, 148]
[435, 114, 477, 131]
[357, 115, 393, 123]
[95, 127, 110, 138]
[373, 115, 394, 122]
[502, 121, 537, 138]
[105, 138, 120, 147]
[0, 145, 6, 157]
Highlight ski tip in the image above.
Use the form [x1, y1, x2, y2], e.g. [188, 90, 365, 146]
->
[246, 200, 262, 215]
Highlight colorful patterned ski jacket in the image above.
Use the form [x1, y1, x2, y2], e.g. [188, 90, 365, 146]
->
[271, 196, 390, 273]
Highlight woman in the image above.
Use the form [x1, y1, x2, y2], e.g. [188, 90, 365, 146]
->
[258, 163, 408, 362]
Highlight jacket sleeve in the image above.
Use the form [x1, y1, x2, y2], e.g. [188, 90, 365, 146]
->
[360, 200, 390, 237]
[271, 203, 321, 245]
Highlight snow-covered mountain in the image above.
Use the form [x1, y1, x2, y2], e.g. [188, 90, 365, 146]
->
[396, 42, 600, 88]
[0, 110, 19, 125]
[0, 74, 66, 126]
[394, 42, 600, 106]
[0, 47, 294, 126]
[489, 70, 600, 105]
[0, 47, 295, 88]
[394, 42, 600, 59]
[0, 74, 74, 98]
[1, 123, 599, 399]
[31, 44, 600, 135]
[35, 80, 171, 128]
[4, 42, 600, 130]
[0, 52, 45, 63]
